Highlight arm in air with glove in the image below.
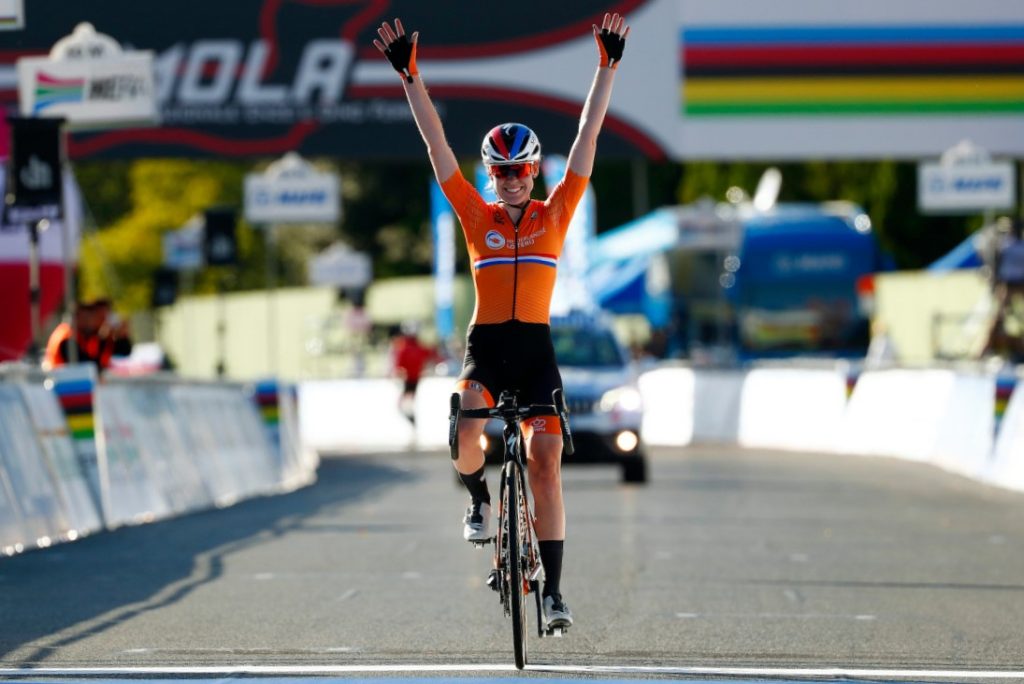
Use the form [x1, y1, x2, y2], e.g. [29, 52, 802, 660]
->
[372, 19, 459, 185]
[373, 13, 629, 183]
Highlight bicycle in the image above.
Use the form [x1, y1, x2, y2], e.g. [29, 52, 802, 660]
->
[448, 388, 575, 670]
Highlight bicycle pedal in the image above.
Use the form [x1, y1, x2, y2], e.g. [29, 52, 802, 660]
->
[485, 568, 501, 592]
[545, 626, 566, 637]
[469, 537, 494, 548]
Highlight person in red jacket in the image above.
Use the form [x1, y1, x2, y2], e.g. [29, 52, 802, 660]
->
[390, 322, 439, 425]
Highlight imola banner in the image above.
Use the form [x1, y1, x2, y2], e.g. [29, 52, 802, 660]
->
[0, 0, 1021, 160]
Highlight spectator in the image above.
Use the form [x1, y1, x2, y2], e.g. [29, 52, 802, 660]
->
[981, 218, 1024, 362]
[390, 321, 439, 426]
[43, 298, 133, 372]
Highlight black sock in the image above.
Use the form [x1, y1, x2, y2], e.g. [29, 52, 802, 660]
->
[539, 540, 564, 598]
[458, 466, 490, 504]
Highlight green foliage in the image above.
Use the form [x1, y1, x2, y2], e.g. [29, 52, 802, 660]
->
[75, 157, 985, 317]
[77, 159, 259, 313]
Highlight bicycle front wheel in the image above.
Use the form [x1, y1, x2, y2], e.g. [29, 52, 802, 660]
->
[505, 461, 528, 669]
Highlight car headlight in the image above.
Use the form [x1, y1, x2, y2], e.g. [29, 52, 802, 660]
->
[599, 386, 642, 413]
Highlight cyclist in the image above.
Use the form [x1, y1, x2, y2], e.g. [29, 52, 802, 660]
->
[375, 12, 629, 630]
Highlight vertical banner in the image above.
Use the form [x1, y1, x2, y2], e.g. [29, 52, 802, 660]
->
[541, 155, 597, 315]
[430, 179, 455, 341]
[202, 208, 238, 266]
[473, 163, 498, 202]
[4, 117, 65, 225]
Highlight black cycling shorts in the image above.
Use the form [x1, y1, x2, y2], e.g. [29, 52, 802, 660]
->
[457, 320, 562, 408]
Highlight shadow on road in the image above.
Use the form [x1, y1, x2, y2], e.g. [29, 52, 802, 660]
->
[0, 455, 415, 663]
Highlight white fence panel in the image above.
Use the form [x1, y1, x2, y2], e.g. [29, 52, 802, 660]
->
[638, 367, 694, 446]
[930, 373, 994, 479]
[299, 379, 414, 452]
[95, 384, 173, 526]
[414, 376, 458, 450]
[838, 369, 957, 461]
[18, 383, 102, 537]
[0, 384, 70, 548]
[111, 381, 213, 515]
[988, 381, 1024, 491]
[692, 370, 745, 443]
[738, 368, 848, 452]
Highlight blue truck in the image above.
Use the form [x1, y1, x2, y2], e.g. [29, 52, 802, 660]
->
[590, 199, 889, 360]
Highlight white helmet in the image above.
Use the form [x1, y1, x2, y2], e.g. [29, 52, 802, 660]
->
[481, 123, 541, 165]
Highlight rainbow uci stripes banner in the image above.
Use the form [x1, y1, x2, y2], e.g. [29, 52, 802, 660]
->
[32, 72, 86, 114]
[682, 24, 1024, 117]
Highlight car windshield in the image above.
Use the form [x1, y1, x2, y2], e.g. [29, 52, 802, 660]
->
[551, 326, 626, 368]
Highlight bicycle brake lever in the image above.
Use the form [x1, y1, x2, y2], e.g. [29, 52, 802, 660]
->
[448, 393, 461, 460]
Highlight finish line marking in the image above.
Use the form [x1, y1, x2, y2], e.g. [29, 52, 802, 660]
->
[1, 664, 1023, 680]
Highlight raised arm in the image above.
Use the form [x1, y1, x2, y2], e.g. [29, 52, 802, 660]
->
[374, 19, 459, 184]
[566, 13, 630, 178]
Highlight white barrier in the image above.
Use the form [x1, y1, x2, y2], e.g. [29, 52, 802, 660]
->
[414, 376, 458, 450]
[168, 383, 280, 505]
[692, 369, 746, 443]
[248, 380, 318, 491]
[637, 367, 746, 446]
[289, 363, 1024, 496]
[738, 368, 849, 452]
[95, 384, 175, 526]
[299, 379, 416, 452]
[638, 367, 694, 446]
[838, 369, 995, 479]
[930, 373, 994, 479]
[48, 365, 104, 523]
[987, 378, 1024, 491]
[839, 369, 956, 462]
[18, 383, 103, 537]
[277, 384, 320, 488]
[0, 384, 72, 549]
[0, 366, 314, 554]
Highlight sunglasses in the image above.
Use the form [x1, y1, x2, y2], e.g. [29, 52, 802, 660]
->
[487, 163, 534, 179]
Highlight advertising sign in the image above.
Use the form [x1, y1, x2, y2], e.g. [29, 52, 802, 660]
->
[4, 117, 64, 225]
[1, 0, 1021, 159]
[308, 242, 371, 289]
[0, 0, 23, 30]
[16, 23, 157, 128]
[161, 220, 203, 270]
[918, 161, 1017, 214]
[244, 153, 339, 225]
[203, 208, 238, 266]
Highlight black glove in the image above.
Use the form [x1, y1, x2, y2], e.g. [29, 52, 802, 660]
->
[595, 29, 626, 68]
[382, 34, 418, 83]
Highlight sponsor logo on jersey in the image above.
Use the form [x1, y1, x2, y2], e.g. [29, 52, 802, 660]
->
[485, 230, 505, 250]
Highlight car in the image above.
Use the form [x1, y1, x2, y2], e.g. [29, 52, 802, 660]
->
[480, 311, 648, 483]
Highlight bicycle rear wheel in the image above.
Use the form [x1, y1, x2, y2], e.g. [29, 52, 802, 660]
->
[505, 461, 528, 669]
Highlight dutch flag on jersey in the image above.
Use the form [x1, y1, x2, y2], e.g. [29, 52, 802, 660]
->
[474, 254, 557, 270]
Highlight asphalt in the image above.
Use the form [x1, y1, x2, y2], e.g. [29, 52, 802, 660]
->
[2, 445, 1024, 681]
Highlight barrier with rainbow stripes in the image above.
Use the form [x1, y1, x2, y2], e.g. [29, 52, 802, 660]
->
[0, 364, 316, 556]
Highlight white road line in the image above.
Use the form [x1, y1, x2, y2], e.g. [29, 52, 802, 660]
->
[1, 664, 1023, 679]
[675, 611, 878, 620]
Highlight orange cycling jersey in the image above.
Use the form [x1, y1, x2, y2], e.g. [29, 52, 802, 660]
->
[441, 169, 588, 325]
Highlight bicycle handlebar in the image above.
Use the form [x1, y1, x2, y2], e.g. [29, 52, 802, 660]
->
[457, 404, 558, 421]
[448, 389, 575, 459]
